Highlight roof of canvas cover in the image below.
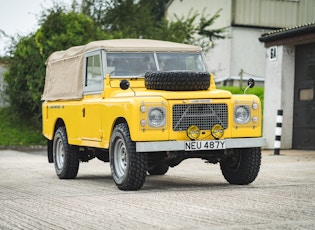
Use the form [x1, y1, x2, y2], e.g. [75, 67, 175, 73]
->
[42, 39, 202, 101]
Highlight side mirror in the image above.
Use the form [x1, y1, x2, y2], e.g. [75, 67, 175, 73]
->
[244, 78, 255, 94]
[120, 79, 130, 90]
[248, 78, 255, 88]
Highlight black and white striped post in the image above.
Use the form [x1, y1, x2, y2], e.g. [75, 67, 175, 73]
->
[274, 110, 283, 155]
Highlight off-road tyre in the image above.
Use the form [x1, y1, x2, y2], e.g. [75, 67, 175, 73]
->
[220, 147, 261, 185]
[148, 163, 169, 175]
[145, 71, 210, 91]
[53, 126, 79, 179]
[109, 123, 148, 191]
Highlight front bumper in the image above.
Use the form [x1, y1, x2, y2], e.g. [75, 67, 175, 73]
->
[136, 137, 266, 152]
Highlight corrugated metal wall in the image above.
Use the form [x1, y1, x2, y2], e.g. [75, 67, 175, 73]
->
[233, 0, 315, 28]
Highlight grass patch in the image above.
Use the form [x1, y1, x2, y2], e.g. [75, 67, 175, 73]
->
[0, 107, 45, 146]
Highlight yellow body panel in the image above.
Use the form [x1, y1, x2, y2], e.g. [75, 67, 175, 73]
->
[42, 74, 263, 150]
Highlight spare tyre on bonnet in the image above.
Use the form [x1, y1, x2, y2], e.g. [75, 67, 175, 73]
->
[144, 71, 210, 91]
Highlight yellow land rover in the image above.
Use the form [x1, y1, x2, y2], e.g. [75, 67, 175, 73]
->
[42, 39, 265, 191]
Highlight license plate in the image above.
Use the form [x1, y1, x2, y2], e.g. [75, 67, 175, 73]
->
[185, 140, 226, 151]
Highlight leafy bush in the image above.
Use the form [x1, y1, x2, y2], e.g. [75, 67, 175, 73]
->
[0, 107, 45, 146]
[4, 8, 111, 121]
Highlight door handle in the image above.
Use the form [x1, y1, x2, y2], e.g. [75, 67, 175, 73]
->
[82, 108, 86, 117]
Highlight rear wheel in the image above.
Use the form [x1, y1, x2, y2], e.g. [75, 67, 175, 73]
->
[220, 148, 261, 185]
[110, 123, 147, 190]
[53, 126, 79, 179]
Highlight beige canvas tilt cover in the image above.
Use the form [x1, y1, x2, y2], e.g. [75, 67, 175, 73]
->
[42, 39, 202, 101]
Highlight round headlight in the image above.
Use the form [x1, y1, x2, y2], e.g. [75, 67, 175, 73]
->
[148, 107, 166, 127]
[234, 105, 250, 124]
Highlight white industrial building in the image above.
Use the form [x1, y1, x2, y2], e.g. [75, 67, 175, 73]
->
[260, 23, 315, 150]
[166, 0, 315, 149]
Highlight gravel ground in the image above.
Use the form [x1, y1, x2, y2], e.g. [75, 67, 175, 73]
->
[0, 149, 314, 229]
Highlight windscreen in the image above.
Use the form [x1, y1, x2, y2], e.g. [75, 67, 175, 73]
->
[156, 53, 206, 72]
[106, 52, 207, 78]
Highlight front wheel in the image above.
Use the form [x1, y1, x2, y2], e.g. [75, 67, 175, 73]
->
[109, 123, 147, 190]
[53, 126, 79, 179]
[220, 148, 261, 185]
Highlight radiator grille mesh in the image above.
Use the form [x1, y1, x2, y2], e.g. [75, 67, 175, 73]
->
[172, 104, 228, 131]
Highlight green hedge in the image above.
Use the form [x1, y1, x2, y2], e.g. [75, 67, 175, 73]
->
[218, 86, 264, 112]
[0, 107, 45, 146]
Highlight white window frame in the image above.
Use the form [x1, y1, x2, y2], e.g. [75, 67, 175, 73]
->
[83, 50, 104, 94]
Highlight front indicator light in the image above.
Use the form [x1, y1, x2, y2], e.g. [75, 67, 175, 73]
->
[252, 116, 258, 123]
[252, 102, 258, 110]
[140, 119, 147, 126]
[140, 105, 146, 113]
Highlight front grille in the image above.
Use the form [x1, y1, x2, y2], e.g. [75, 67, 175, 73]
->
[172, 104, 228, 131]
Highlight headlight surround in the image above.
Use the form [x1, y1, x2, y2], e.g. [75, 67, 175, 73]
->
[148, 107, 166, 127]
[234, 105, 250, 124]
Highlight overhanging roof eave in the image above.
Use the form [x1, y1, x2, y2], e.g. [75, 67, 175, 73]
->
[259, 23, 315, 43]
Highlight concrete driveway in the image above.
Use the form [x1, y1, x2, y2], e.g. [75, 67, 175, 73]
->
[0, 149, 314, 229]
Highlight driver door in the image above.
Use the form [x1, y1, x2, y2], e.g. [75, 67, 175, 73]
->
[80, 50, 104, 143]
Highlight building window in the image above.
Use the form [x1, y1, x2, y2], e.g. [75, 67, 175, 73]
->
[299, 88, 314, 101]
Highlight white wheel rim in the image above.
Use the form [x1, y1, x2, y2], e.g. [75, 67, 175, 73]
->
[55, 135, 65, 170]
[114, 139, 127, 178]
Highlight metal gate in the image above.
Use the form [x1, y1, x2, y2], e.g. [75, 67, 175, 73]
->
[293, 43, 315, 150]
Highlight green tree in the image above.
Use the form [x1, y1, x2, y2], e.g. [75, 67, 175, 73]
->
[158, 9, 227, 51]
[4, 35, 42, 117]
[4, 5, 109, 120]
[93, 0, 157, 38]
[72, 0, 109, 28]
[74, 0, 226, 49]
[35, 6, 110, 56]
[4, 1, 227, 122]
[139, 0, 169, 22]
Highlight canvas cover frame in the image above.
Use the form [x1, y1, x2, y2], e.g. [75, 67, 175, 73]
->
[42, 39, 202, 101]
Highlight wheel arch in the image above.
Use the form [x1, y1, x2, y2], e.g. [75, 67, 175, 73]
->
[111, 117, 128, 134]
[54, 118, 66, 132]
[47, 118, 66, 163]
[107, 117, 133, 147]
